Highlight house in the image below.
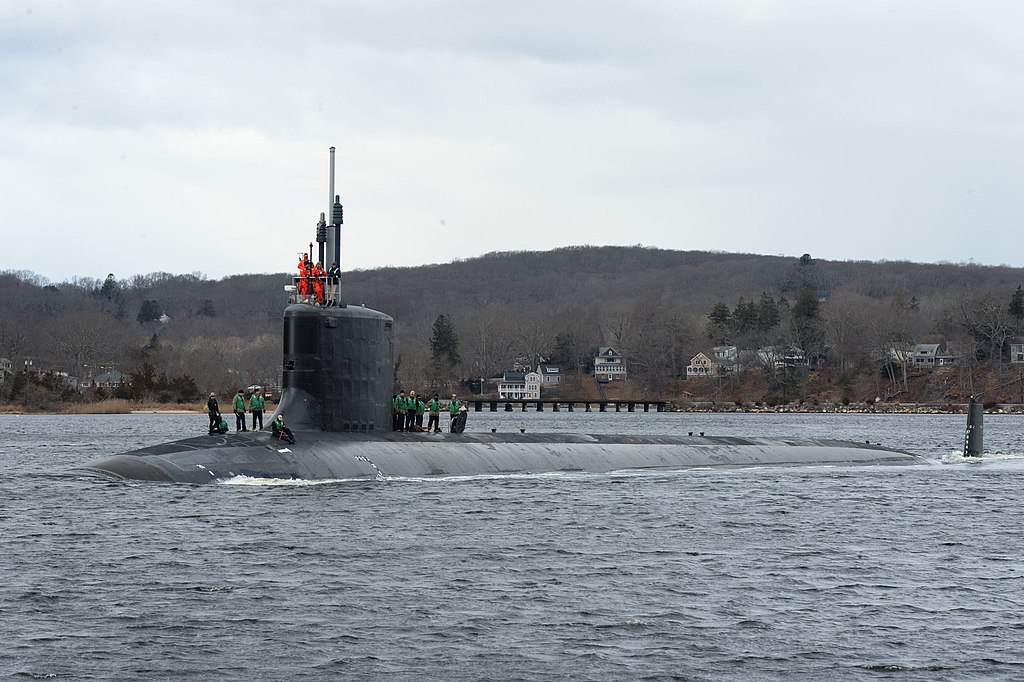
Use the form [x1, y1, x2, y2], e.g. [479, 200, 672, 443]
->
[89, 370, 128, 388]
[498, 372, 541, 400]
[911, 343, 956, 366]
[1010, 338, 1024, 364]
[757, 346, 807, 368]
[0, 357, 11, 385]
[537, 364, 563, 384]
[594, 347, 626, 381]
[711, 346, 737, 364]
[686, 351, 721, 377]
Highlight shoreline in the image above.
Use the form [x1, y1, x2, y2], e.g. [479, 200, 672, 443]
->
[1, 401, 1021, 416]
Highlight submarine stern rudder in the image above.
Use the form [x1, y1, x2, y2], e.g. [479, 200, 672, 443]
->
[963, 396, 983, 457]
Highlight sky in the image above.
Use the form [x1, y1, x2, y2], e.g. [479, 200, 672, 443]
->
[3, 1, 1024, 283]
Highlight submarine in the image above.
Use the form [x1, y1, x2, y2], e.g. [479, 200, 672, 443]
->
[77, 150, 929, 483]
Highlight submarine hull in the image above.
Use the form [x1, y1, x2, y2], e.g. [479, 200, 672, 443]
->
[77, 431, 927, 483]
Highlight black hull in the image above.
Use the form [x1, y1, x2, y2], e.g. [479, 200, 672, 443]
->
[77, 431, 926, 483]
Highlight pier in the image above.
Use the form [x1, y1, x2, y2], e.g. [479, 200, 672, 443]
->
[467, 399, 667, 413]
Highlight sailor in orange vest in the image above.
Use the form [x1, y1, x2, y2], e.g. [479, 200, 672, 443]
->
[296, 255, 311, 301]
[312, 261, 326, 304]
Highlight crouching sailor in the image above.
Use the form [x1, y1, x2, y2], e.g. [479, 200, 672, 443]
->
[271, 414, 296, 444]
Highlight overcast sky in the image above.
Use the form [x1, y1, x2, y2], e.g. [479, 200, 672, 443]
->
[3, 1, 1023, 282]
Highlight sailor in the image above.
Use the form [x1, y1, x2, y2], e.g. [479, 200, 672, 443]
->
[396, 390, 408, 431]
[426, 393, 441, 433]
[414, 393, 426, 431]
[312, 261, 326, 304]
[207, 392, 221, 434]
[326, 262, 340, 305]
[233, 389, 247, 431]
[404, 390, 415, 431]
[250, 387, 265, 431]
[449, 393, 462, 433]
[271, 414, 296, 444]
[296, 255, 311, 301]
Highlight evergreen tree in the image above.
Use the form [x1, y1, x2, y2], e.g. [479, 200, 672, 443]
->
[791, 286, 824, 366]
[551, 332, 585, 372]
[99, 273, 121, 302]
[136, 300, 164, 324]
[732, 298, 758, 335]
[1009, 285, 1024, 323]
[706, 302, 732, 343]
[756, 292, 781, 332]
[430, 314, 461, 366]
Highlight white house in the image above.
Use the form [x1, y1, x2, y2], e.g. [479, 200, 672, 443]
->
[498, 372, 541, 400]
[757, 346, 807, 368]
[711, 346, 738, 366]
[594, 347, 626, 381]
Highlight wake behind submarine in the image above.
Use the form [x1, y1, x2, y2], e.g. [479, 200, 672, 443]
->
[78, 150, 929, 483]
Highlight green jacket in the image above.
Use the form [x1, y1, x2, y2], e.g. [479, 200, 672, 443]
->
[233, 394, 246, 412]
[415, 399, 425, 415]
[427, 399, 441, 416]
[449, 398, 461, 415]
[250, 394, 265, 411]
[397, 395, 408, 414]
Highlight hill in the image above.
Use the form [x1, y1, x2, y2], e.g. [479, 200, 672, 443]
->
[2, 246, 1023, 408]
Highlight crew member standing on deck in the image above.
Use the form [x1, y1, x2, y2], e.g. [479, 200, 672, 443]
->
[449, 393, 462, 433]
[296, 255, 310, 301]
[406, 390, 418, 432]
[233, 389, 247, 432]
[250, 387, 265, 431]
[396, 390, 408, 431]
[427, 393, 442, 433]
[207, 392, 221, 434]
[326, 262, 340, 305]
[414, 393, 426, 430]
[312, 261, 326, 304]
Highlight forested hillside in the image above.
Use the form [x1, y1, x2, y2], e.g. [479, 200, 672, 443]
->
[2, 246, 1023, 408]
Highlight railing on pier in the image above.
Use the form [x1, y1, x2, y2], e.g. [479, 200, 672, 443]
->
[466, 399, 667, 413]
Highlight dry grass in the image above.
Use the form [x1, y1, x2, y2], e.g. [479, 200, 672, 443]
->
[0, 400, 216, 415]
[63, 400, 137, 414]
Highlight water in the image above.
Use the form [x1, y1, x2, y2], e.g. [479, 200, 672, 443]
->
[3, 412, 1023, 680]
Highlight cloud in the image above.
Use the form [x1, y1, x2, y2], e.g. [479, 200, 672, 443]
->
[3, 1, 1024, 282]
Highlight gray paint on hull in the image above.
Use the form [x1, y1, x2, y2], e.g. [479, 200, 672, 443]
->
[76, 431, 927, 483]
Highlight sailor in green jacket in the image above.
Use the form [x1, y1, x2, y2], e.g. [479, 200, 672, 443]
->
[250, 387, 266, 431]
[405, 390, 418, 432]
[426, 393, 442, 433]
[233, 389, 247, 432]
[396, 390, 408, 431]
[448, 393, 462, 433]
[414, 394, 426, 430]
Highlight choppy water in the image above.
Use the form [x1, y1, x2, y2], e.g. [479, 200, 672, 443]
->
[2, 411, 1023, 681]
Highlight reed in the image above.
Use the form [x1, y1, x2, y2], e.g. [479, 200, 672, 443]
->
[64, 400, 135, 414]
